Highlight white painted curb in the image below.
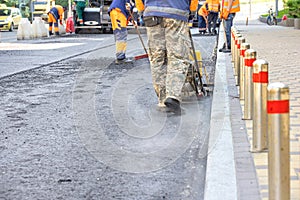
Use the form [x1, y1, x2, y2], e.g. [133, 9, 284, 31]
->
[203, 25, 238, 200]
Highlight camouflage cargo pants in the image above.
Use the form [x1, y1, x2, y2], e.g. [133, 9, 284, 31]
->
[146, 18, 191, 103]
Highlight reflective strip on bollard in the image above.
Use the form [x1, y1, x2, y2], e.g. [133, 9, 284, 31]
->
[267, 82, 290, 200]
[267, 100, 289, 113]
[239, 43, 250, 100]
[252, 59, 268, 152]
[253, 72, 268, 83]
[243, 49, 256, 120]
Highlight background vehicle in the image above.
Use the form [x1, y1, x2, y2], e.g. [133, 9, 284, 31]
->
[32, 0, 52, 21]
[0, 6, 22, 31]
[74, 0, 113, 34]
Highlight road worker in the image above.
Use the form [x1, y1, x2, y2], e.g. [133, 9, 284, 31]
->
[108, 0, 134, 64]
[48, 5, 65, 36]
[135, 0, 198, 114]
[219, 0, 240, 52]
[198, 2, 209, 35]
[74, 0, 86, 26]
[206, 0, 220, 35]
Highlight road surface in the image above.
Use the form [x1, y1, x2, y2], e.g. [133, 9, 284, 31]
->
[0, 29, 217, 200]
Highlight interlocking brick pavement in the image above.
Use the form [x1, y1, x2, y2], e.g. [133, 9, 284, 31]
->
[234, 20, 300, 200]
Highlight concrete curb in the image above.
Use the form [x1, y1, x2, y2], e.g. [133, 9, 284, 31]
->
[203, 27, 238, 200]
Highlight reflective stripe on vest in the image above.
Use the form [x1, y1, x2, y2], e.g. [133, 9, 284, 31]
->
[223, 0, 240, 13]
[207, 0, 220, 12]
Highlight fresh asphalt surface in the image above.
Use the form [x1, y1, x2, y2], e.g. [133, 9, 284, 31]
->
[0, 29, 217, 199]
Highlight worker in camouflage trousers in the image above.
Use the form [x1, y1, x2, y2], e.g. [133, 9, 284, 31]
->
[108, 0, 134, 64]
[135, 0, 198, 114]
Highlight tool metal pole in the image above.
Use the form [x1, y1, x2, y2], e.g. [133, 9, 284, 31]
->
[243, 49, 256, 120]
[129, 12, 148, 55]
[267, 82, 290, 200]
[252, 59, 268, 152]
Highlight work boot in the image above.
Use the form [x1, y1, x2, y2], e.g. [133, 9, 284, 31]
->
[49, 31, 53, 36]
[222, 48, 231, 53]
[115, 58, 133, 65]
[55, 32, 59, 36]
[164, 97, 181, 115]
[219, 43, 231, 53]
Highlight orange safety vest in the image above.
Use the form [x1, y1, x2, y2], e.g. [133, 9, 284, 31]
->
[222, 0, 240, 13]
[198, 3, 209, 17]
[207, 0, 220, 13]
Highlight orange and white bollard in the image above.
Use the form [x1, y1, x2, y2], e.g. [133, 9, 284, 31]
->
[252, 59, 268, 152]
[243, 49, 256, 120]
[267, 82, 290, 200]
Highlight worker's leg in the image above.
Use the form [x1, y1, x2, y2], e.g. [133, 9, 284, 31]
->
[54, 21, 59, 35]
[50, 16, 59, 35]
[146, 22, 167, 105]
[211, 12, 218, 34]
[165, 18, 191, 102]
[207, 13, 213, 33]
[48, 14, 54, 35]
[224, 13, 235, 49]
[110, 9, 128, 60]
[76, 2, 85, 25]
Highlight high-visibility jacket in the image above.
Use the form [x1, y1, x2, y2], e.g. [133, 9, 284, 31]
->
[135, 0, 144, 12]
[222, 0, 240, 13]
[49, 5, 64, 21]
[198, 3, 209, 17]
[135, 0, 198, 22]
[108, 0, 132, 18]
[206, 0, 220, 13]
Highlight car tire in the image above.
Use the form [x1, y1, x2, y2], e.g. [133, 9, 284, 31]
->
[9, 23, 14, 31]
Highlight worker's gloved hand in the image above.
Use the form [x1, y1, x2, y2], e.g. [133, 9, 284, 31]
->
[221, 10, 229, 20]
[60, 21, 63, 26]
[125, 3, 131, 11]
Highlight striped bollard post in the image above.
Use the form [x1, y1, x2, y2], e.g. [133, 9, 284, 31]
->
[252, 59, 268, 152]
[239, 43, 250, 100]
[243, 49, 256, 120]
[231, 26, 237, 61]
[233, 33, 242, 75]
[267, 83, 290, 200]
[235, 37, 245, 86]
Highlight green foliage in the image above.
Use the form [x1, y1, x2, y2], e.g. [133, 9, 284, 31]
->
[262, 9, 289, 18]
[286, 0, 300, 18]
[0, 0, 18, 7]
[55, 0, 68, 8]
